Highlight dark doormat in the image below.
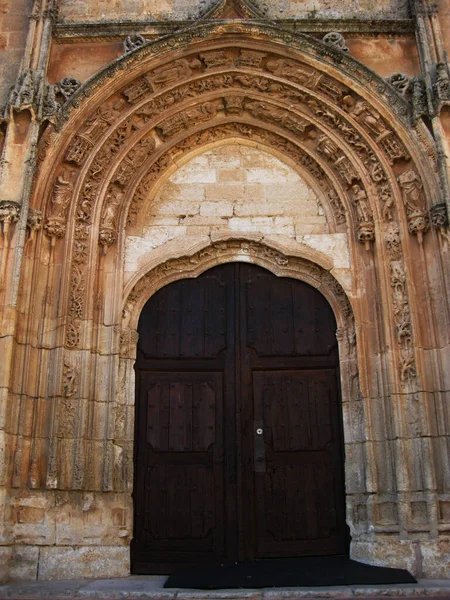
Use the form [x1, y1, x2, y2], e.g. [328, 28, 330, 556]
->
[163, 556, 417, 589]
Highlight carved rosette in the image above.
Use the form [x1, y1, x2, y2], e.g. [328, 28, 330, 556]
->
[0, 200, 21, 236]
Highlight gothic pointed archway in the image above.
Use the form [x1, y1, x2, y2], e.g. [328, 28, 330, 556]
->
[5, 16, 449, 580]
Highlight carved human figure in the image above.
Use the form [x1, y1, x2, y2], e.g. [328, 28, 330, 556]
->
[397, 169, 423, 214]
[51, 171, 74, 219]
[352, 184, 371, 223]
[151, 58, 202, 87]
[102, 186, 124, 229]
[343, 95, 388, 137]
[266, 58, 320, 87]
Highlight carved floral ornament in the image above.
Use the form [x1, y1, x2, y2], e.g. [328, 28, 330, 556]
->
[119, 239, 354, 357]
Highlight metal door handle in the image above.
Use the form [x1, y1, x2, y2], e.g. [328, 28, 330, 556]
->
[254, 420, 266, 472]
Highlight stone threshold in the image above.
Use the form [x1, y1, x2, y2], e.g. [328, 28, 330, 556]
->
[0, 577, 450, 600]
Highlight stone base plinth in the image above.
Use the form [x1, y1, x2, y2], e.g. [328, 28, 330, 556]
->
[0, 545, 129, 583]
[351, 538, 450, 579]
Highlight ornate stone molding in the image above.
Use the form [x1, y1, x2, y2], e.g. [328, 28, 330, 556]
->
[384, 222, 416, 384]
[53, 19, 415, 43]
[54, 21, 411, 131]
[121, 238, 353, 357]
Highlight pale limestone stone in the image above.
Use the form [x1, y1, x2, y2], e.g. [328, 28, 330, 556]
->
[38, 546, 129, 580]
[199, 202, 234, 217]
[350, 539, 416, 573]
[0, 546, 39, 583]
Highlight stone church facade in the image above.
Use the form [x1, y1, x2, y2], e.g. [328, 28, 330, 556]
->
[0, 0, 450, 583]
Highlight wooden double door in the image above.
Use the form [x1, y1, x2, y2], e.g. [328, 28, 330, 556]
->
[132, 263, 348, 574]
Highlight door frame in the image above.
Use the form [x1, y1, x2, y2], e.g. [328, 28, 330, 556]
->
[125, 241, 359, 571]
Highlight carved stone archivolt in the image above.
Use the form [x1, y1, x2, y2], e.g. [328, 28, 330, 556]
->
[31, 31, 438, 388]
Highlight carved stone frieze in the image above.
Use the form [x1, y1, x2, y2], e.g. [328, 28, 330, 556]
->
[65, 99, 126, 166]
[342, 95, 409, 164]
[149, 58, 203, 90]
[397, 169, 429, 243]
[54, 22, 411, 133]
[315, 133, 360, 185]
[245, 100, 309, 136]
[156, 100, 222, 139]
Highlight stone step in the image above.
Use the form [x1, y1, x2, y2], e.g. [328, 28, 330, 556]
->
[0, 578, 450, 600]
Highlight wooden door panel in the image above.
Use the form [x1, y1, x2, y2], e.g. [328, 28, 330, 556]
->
[133, 371, 225, 568]
[137, 274, 228, 360]
[252, 369, 346, 557]
[245, 266, 338, 358]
